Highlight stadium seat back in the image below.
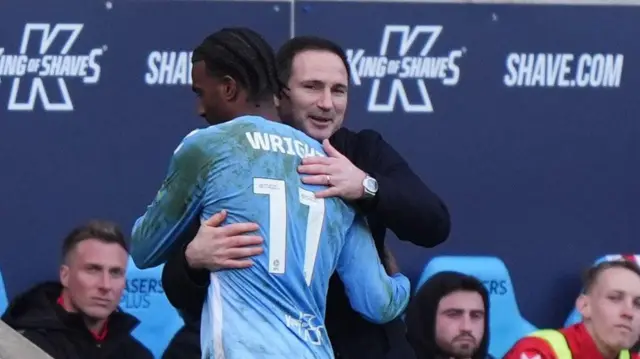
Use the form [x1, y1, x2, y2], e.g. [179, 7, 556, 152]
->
[417, 256, 537, 359]
[0, 270, 7, 315]
[120, 257, 184, 358]
[564, 254, 639, 327]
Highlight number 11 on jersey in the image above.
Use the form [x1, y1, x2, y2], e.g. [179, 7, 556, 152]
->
[253, 177, 325, 286]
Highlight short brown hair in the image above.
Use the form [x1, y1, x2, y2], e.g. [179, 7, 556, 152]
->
[583, 259, 640, 294]
[276, 36, 350, 86]
[61, 220, 128, 261]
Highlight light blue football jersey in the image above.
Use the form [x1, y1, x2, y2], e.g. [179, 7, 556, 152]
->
[131, 116, 410, 359]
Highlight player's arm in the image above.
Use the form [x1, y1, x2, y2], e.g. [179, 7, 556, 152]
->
[335, 217, 411, 324]
[130, 132, 210, 269]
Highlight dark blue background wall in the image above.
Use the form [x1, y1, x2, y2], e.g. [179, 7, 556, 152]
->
[0, 0, 637, 346]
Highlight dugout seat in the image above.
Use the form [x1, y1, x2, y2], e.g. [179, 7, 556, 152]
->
[564, 254, 640, 327]
[417, 256, 537, 359]
[0, 270, 7, 315]
[120, 257, 184, 359]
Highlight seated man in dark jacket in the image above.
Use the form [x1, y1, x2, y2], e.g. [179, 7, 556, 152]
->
[406, 271, 492, 359]
[2, 220, 152, 359]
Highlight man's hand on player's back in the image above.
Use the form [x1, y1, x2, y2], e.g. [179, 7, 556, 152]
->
[185, 210, 263, 271]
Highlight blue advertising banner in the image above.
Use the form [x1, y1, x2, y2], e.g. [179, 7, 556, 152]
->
[296, 1, 639, 331]
[0, 0, 290, 292]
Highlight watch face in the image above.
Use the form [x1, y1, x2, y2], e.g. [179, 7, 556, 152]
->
[365, 177, 378, 192]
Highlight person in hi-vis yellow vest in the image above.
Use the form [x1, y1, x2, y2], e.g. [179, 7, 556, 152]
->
[503, 260, 640, 359]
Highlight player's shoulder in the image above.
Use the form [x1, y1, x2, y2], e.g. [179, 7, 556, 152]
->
[503, 335, 556, 359]
[171, 128, 207, 155]
[212, 115, 291, 139]
[632, 352, 640, 359]
[182, 117, 261, 142]
[181, 127, 207, 141]
[226, 115, 276, 130]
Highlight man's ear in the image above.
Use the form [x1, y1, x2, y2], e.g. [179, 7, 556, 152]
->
[576, 293, 591, 319]
[221, 75, 238, 101]
[60, 264, 69, 288]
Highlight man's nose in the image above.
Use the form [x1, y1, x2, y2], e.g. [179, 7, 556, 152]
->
[620, 299, 635, 320]
[459, 315, 473, 331]
[98, 271, 113, 291]
[316, 89, 334, 111]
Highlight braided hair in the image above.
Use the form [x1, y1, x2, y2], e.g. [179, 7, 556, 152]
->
[192, 27, 284, 102]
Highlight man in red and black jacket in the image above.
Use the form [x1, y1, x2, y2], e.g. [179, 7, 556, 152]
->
[2, 221, 152, 359]
[504, 260, 640, 359]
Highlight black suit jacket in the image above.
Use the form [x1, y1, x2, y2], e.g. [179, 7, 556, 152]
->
[161, 127, 451, 359]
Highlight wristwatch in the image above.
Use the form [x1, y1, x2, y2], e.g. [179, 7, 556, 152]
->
[362, 175, 378, 199]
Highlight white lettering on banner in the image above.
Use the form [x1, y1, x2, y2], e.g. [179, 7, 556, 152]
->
[0, 23, 105, 112]
[503, 53, 623, 88]
[145, 51, 193, 86]
[346, 25, 464, 113]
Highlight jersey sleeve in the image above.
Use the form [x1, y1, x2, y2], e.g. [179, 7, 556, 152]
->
[335, 216, 410, 324]
[502, 337, 557, 359]
[130, 130, 211, 269]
